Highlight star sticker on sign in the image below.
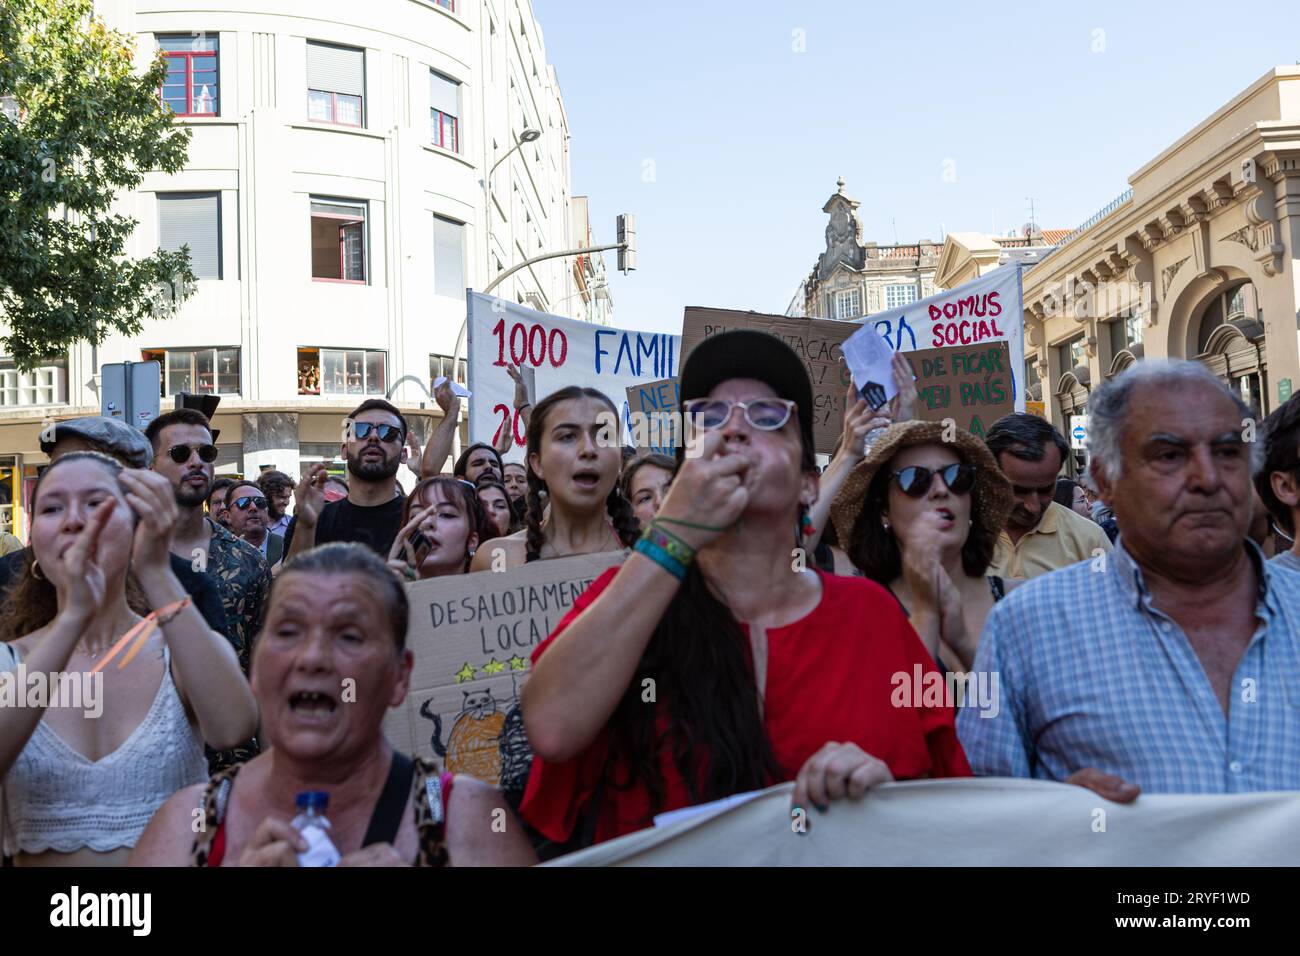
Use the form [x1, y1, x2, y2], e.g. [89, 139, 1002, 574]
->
[508, 655, 528, 672]
[480, 658, 506, 676]
[454, 662, 476, 684]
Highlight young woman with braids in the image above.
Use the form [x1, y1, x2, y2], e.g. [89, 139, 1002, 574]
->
[468, 387, 638, 572]
[519, 332, 970, 847]
[386, 477, 493, 581]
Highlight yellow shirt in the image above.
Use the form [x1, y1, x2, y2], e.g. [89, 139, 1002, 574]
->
[990, 501, 1113, 580]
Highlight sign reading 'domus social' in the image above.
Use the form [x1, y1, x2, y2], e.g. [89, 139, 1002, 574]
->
[903, 341, 1014, 439]
[624, 378, 680, 455]
[382, 551, 625, 791]
[853, 265, 1025, 407]
[467, 293, 680, 458]
[680, 307, 857, 454]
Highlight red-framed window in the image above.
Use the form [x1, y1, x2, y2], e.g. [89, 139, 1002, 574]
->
[307, 90, 362, 127]
[159, 35, 219, 117]
[310, 199, 367, 284]
[306, 41, 365, 128]
[430, 70, 461, 153]
[431, 110, 458, 151]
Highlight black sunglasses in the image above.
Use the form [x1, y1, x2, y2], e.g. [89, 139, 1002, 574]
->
[168, 443, 218, 464]
[890, 463, 977, 498]
[350, 422, 404, 444]
[232, 495, 268, 511]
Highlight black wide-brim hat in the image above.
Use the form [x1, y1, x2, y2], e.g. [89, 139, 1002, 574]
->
[679, 330, 815, 451]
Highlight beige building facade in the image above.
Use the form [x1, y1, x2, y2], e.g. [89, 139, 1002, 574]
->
[938, 66, 1300, 467]
[0, 0, 611, 537]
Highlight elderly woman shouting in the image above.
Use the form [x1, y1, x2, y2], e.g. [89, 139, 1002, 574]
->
[519, 331, 970, 848]
[131, 543, 535, 866]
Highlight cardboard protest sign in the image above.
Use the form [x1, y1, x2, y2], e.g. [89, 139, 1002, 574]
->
[680, 307, 856, 454]
[903, 341, 1013, 439]
[383, 550, 625, 790]
[624, 377, 680, 455]
[467, 293, 680, 461]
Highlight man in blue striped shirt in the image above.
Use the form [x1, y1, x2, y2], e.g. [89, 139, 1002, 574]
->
[959, 360, 1300, 799]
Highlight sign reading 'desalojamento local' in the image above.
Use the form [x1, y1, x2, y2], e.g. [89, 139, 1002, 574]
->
[383, 550, 625, 791]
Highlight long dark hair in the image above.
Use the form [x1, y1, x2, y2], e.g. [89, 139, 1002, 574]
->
[401, 477, 493, 572]
[847, 447, 998, 583]
[0, 452, 150, 644]
[475, 476, 520, 535]
[597, 395, 816, 823]
[523, 387, 639, 562]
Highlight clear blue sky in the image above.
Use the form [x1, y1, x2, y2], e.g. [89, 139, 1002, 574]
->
[533, 0, 1300, 334]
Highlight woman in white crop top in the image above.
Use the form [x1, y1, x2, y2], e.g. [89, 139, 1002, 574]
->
[0, 452, 258, 866]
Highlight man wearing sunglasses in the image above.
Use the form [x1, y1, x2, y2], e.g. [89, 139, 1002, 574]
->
[145, 409, 272, 682]
[226, 481, 285, 565]
[284, 399, 409, 560]
[984, 413, 1111, 579]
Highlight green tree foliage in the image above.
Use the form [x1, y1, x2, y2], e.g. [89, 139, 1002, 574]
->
[0, 0, 194, 371]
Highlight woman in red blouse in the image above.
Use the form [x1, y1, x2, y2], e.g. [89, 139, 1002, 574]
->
[520, 331, 970, 848]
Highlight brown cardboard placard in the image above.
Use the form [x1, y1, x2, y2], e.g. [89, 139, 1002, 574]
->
[903, 341, 1013, 440]
[383, 550, 626, 790]
[624, 377, 681, 455]
[680, 307, 856, 455]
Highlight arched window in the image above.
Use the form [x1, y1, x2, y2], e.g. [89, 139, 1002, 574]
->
[1194, 281, 1265, 414]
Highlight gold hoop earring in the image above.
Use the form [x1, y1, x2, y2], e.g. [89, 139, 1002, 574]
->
[31, 561, 44, 580]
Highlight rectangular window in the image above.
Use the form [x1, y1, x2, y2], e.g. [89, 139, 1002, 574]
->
[159, 35, 218, 117]
[430, 353, 467, 385]
[306, 41, 364, 127]
[158, 192, 222, 279]
[834, 289, 862, 320]
[430, 71, 460, 151]
[1057, 335, 1086, 373]
[885, 284, 919, 310]
[310, 199, 367, 283]
[0, 357, 68, 407]
[433, 215, 465, 298]
[429, 0, 455, 10]
[148, 348, 240, 396]
[308, 348, 386, 396]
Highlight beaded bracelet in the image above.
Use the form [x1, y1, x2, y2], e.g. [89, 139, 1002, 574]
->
[634, 538, 687, 581]
[643, 521, 696, 566]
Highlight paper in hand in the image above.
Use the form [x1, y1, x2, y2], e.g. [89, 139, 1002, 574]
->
[841, 325, 898, 410]
[521, 366, 536, 406]
[432, 376, 472, 399]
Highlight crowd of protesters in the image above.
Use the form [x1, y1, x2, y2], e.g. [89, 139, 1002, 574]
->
[4, 329, 1300, 868]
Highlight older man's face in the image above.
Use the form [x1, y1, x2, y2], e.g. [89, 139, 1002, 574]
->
[1099, 381, 1252, 573]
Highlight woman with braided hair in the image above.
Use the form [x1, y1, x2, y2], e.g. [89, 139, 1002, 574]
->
[468, 387, 637, 572]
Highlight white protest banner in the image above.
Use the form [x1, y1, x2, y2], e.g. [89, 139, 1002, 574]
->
[853, 264, 1026, 412]
[547, 777, 1300, 866]
[467, 293, 681, 458]
[383, 550, 625, 791]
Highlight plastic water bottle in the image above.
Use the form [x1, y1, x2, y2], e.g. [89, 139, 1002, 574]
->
[291, 791, 341, 868]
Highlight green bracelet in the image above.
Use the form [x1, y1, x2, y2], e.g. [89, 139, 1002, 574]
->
[634, 538, 687, 581]
[655, 516, 733, 533]
[643, 521, 696, 566]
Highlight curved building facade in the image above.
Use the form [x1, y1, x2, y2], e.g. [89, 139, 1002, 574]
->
[0, 0, 613, 536]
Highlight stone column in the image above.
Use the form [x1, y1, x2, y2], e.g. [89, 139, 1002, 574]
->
[241, 412, 300, 483]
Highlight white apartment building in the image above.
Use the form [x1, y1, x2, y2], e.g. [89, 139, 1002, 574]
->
[0, 0, 613, 537]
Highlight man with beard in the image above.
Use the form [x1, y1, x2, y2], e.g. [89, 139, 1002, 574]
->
[284, 399, 408, 558]
[984, 412, 1111, 579]
[145, 409, 271, 677]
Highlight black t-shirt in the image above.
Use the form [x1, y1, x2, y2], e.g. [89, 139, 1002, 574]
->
[0, 549, 231, 641]
[283, 496, 405, 558]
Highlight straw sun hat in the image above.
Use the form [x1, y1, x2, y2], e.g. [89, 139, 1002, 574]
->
[829, 420, 1014, 550]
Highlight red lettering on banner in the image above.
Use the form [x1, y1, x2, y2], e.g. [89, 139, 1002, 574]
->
[989, 291, 1002, 317]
